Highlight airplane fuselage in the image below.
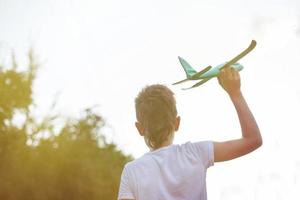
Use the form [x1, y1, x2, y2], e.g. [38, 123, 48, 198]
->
[192, 63, 243, 79]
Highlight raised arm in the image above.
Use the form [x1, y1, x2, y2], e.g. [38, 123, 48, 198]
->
[213, 67, 262, 162]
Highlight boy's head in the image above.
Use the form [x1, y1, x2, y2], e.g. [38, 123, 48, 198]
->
[135, 84, 180, 150]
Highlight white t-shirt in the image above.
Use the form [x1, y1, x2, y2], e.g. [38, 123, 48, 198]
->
[118, 141, 214, 200]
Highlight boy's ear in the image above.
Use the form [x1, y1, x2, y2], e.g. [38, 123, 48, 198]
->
[175, 116, 181, 131]
[135, 122, 145, 136]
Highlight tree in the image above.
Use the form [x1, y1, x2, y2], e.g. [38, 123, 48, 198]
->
[0, 50, 132, 200]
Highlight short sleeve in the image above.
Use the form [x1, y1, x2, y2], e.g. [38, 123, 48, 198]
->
[184, 141, 214, 168]
[118, 166, 135, 200]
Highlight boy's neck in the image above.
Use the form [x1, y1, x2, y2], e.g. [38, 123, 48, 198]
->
[151, 140, 173, 151]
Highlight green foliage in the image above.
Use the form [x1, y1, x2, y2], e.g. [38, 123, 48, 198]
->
[0, 50, 132, 200]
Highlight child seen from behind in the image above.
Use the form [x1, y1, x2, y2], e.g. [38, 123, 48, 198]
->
[118, 67, 262, 200]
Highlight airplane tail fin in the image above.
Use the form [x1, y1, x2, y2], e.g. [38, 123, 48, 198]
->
[178, 56, 197, 78]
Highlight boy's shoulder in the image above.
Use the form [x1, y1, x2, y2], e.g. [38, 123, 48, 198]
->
[125, 141, 214, 170]
[124, 144, 179, 170]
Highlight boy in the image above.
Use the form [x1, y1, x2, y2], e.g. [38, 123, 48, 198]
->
[118, 67, 262, 200]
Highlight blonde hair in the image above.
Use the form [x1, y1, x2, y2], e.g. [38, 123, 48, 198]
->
[135, 84, 177, 149]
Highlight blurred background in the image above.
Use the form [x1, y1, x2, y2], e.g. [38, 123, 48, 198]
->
[0, 0, 300, 199]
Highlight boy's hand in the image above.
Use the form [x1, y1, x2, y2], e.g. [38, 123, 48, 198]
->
[217, 67, 241, 96]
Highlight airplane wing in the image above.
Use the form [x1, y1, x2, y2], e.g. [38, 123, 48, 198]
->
[220, 40, 256, 70]
[190, 65, 212, 79]
[172, 65, 212, 85]
[182, 77, 212, 90]
[172, 78, 190, 85]
[178, 56, 197, 78]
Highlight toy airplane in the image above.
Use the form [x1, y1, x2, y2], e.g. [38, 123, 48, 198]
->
[173, 40, 257, 90]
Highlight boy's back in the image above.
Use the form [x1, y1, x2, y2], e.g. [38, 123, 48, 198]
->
[118, 141, 214, 200]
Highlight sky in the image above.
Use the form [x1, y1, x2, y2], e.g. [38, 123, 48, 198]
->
[1, 0, 300, 199]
